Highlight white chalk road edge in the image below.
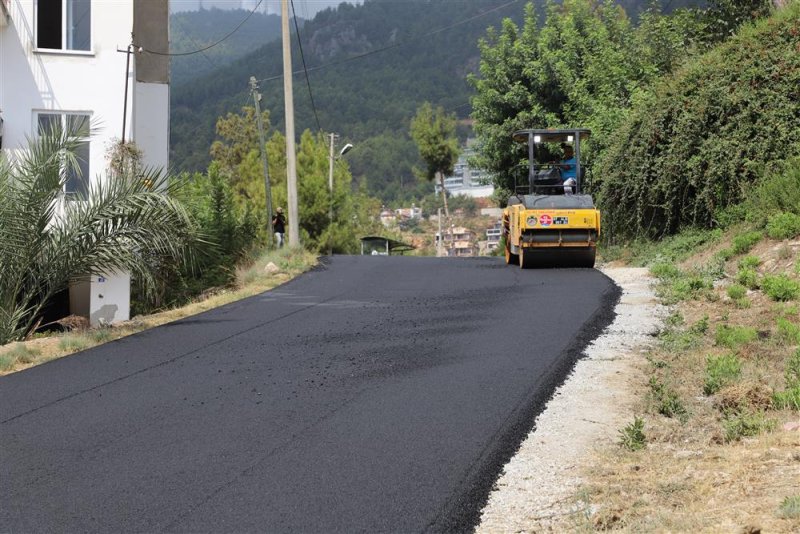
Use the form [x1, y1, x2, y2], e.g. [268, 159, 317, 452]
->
[477, 267, 665, 532]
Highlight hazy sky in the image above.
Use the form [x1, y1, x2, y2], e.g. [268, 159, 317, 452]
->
[170, 0, 360, 17]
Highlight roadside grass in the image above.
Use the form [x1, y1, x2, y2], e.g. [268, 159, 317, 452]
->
[575, 215, 800, 530]
[0, 247, 317, 376]
[778, 496, 800, 519]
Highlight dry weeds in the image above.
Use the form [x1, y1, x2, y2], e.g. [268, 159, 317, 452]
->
[561, 237, 800, 531]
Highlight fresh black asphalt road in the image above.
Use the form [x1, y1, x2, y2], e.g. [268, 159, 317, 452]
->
[0, 256, 619, 533]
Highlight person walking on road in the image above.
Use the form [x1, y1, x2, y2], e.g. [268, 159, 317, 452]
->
[272, 207, 286, 248]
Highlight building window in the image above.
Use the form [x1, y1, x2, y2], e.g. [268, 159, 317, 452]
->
[37, 0, 91, 51]
[37, 112, 91, 198]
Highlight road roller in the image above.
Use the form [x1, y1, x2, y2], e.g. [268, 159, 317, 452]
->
[503, 128, 600, 268]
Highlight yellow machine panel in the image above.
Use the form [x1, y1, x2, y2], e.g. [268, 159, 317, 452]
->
[503, 127, 600, 268]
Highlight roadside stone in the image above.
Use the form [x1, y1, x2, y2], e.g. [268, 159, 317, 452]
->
[264, 262, 281, 274]
[782, 421, 800, 431]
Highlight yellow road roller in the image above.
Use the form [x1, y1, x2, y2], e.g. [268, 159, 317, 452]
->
[503, 128, 600, 268]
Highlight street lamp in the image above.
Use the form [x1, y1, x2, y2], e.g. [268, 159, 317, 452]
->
[327, 134, 353, 254]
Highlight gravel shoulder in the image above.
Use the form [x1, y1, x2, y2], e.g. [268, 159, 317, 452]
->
[476, 267, 664, 532]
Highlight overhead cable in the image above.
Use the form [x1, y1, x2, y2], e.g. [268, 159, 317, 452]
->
[258, 0, 522, 84]
[142, 0, 264, 57]
[291, 0, 322, 131]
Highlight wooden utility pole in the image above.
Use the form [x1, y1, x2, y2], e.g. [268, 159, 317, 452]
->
[281, 0, 299, 247]
[249, 76, 274, 247]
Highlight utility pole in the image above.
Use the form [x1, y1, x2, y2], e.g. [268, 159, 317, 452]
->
[119, 34, 134, 143]
[281, 0, 299, 247]
[250, 76, 274, 246]
[437, 208, 443, 257]
[328, 132, 336, 248]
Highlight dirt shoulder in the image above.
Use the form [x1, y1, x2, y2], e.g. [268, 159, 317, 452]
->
[480, 233, 800, 532]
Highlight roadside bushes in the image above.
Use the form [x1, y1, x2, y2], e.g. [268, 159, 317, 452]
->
[766, 212, 800, 240]
[132, 164, 259, 313]
[598, 2, 800, 240]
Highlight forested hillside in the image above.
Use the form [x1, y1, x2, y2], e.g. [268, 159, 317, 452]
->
[169, 8, 285, 88]
[170, 0, 683, 203]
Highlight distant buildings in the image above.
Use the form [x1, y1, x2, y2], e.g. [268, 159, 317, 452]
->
[435, 139, 494, 199]
[435, 226, 478, 257]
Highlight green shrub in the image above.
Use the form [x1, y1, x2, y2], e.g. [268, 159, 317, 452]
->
[785, 349, 800, 387]
[0, 354, 14, 371]
[598, 2, 800, 239]
[766, 212, 800, 240]
[778, 496, 800, 519]
[715, 248, 734, 262]
[761, 274, 800, 301]
[736, 268, 760, 289]
[747, 158, 800, 222]
[619, 416, 646, 451]
[727, 284, 747, 300]
[777, 318, 800, 344]
[704, 353, 742, 395]
[58, 335, 91, 353]
[660, 274, 713, 304]
[1, 344, 41, 366]
[732, 232, 763, 255]
[773, 386, 800, 410]
[650, 262, 682, 280]
[738, 256, 761, 270]
[650, 377, 689, 422]
[715, 324, 757, 349]
[722, 412, 773, 442]
[665, 311, 684, 327]
[690, 315, 710, 335]
[89, 328, 114, 343]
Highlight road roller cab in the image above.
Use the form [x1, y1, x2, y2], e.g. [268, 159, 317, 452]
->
[503, 128, 600, 268]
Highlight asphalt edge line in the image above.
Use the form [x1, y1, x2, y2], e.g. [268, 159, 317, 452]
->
[429, 271, 623, 533]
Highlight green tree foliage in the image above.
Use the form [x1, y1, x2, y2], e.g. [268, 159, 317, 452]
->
[0, 123, 200, 344]
[410, 103, 460, 220]
[207, 106, 383, 253]
[598, 2, 800, 239]
[470, 0, 704, 199]
[702, 0, 773, 41]
[134, 163, 260, 311]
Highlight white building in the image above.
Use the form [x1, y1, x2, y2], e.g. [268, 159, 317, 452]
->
[0, 0, 170, 325]
[435, 138, 494, 199]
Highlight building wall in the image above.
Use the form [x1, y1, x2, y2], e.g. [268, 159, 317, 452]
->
[0, 0, 134, 163]
[1, 1, 169, 325]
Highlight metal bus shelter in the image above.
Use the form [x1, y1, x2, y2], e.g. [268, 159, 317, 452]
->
[360, 236, 415, 256]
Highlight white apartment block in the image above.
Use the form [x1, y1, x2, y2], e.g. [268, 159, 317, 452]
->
[0, 0, 169, 326]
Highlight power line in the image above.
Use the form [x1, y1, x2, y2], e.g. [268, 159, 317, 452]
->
[141, 0, 264, 57]
[290, 0, 322, 132]
[258, 0, 522, 84]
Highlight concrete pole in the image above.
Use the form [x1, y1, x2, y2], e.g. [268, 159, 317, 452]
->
[438, 208, 443, 257]
[250, 76, 274, 247]
[281, 0, 299, 247]
[328, 132, 335, 233]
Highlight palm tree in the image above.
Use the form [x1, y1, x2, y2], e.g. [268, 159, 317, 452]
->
[0, 121, 201, 345]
